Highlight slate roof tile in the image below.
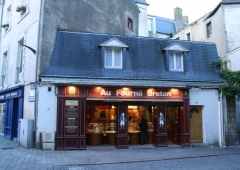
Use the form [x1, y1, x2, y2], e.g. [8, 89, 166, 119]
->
[41, 31, 225, 83]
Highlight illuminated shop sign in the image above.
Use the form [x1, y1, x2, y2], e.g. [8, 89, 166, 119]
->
[89, 87, 182, 98]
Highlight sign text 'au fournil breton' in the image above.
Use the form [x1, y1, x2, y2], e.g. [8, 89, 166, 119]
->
[100, 89, 172, 97]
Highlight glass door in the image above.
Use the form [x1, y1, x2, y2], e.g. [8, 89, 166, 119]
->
[0, 103, 6, 134]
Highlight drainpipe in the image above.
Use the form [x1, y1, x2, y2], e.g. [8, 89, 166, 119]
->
[236, 95, 240, 144]
[33, 0, 43, 148]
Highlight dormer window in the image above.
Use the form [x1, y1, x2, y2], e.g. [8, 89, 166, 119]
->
[164, 43, 189, 72]
[169, 52, 183, 71]
[105, 48, 122, 68]
[99, 38, 129, 69]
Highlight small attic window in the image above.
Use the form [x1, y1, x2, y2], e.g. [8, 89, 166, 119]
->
[169, 52, 183, 71]
[99, 38, 129, 69]
[164, 43, 189, 72]
[127, 17, 134, 31]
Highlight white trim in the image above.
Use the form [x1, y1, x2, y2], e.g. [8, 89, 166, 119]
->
[40, 77, 223, 88]
[164, 43, 189, 52]
[100, 38, 128, 48]
[104, 48, 122, 69]
[169, 52, 184, 71]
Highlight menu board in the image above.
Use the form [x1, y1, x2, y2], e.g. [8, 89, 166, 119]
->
[65, 100, 78, 135]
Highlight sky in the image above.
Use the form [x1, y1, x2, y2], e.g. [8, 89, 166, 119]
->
[146, 0, 221, 23]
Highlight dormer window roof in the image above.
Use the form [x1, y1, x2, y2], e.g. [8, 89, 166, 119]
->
[99, 38, 129, 48]
[164, 43, 189, 52]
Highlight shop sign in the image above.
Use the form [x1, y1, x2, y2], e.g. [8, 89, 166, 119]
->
[0, 91, 18, 100]
[88, 87, 182, 98]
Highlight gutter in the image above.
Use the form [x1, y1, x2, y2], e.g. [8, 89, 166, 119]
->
[33, 0, 43, 148]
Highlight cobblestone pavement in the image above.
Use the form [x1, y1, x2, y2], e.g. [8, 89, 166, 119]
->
[1, 135, 240, 170]
[54, 154, 240, 170]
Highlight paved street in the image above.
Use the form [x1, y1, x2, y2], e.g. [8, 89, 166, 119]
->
[1, 135, 240, 170]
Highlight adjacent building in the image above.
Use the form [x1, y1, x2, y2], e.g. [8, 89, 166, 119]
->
[173, 0, 240, 145]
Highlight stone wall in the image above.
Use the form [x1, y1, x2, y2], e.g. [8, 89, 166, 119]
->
[227, 99, 239, 145]
[39, 0, 139, 73]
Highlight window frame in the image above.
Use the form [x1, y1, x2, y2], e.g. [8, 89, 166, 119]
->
[104, 47, 123, 69]
[169, 52, 184, 71]
[186, 33, 191, 41]
[206, 22, 212, 38]
[127, 16, 134, 31]
[1, 52, 7, 87]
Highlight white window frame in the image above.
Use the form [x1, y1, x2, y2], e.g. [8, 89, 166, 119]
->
[104, 48, 122, 69]
[1, 52, 7, 87]
[169, 52, 184, 71]
[16, 39, 24, 83]
[6, 5, 11, 24]
[206, 22, 212, 38]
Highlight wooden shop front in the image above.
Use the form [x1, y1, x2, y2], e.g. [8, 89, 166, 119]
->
[55, 86, 190, 150]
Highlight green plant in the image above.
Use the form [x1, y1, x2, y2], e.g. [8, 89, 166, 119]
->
[1, 23, 9, 28]
[16, 5, 26, 12]
[214, 57, 240, 100]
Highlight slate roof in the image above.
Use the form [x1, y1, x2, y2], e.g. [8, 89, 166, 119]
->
[40, 31, 225, 85]
[154, 16, 176, 35]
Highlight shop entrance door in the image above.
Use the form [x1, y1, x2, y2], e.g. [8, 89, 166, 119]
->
[56, 98, 86, 149]
[190, 107, 202, 143]
[0, 103, 6, 134]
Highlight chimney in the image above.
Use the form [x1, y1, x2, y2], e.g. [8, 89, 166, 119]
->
[183, 16, 189, 24]
[174, 7, 184, 32]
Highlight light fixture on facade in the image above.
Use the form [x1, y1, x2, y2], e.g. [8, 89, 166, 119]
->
[69, 86, 76, 95]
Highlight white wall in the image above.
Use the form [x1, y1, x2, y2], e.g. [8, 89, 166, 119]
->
[136, 3, 148, 37]
[36, 84, 57, 147]
[223, 4, 240, 53]
[226, 47, 240, 71]
[190, 88, 222, 146]
[0, 0, 40, 120]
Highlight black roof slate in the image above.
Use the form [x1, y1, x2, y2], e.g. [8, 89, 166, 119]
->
[40, 31, 225, 84]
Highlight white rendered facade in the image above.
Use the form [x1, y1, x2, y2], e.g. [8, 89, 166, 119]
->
[0, 0, 40, 121]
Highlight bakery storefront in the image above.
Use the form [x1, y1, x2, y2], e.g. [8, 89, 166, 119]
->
[56, 86, 190, 150]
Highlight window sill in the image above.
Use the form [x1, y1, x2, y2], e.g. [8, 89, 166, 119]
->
[2, 27, 11, 37]
[105, 67, 122, 69]
[169, 69, 184, 72]
[17, 10, 29, 24]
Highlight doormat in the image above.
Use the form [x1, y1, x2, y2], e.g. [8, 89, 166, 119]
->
[1, 147, 14, 150]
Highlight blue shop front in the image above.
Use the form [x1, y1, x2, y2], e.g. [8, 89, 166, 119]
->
[0, 86, 24, 140]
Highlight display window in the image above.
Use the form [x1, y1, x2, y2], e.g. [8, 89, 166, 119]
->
[86, 105, 116, 145]
[85, 105, 159, 145]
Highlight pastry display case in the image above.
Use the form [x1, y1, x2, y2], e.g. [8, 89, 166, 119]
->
[86, 106, 116, 145]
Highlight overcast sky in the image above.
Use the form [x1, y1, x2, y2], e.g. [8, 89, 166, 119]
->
[146, 0, 221, 23]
